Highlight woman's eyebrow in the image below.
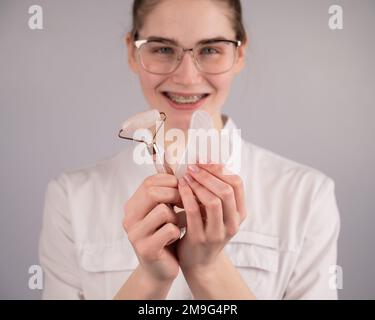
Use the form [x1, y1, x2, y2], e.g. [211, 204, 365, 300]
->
[145, 36, 231, 46]
[198, 37, 231, 45]
[146, 36, 179, 45]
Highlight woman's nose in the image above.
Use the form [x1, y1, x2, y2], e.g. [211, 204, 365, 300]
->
[171, 52, 203, 85]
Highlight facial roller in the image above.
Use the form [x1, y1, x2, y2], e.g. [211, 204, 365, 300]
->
[118, 109, 171, 174]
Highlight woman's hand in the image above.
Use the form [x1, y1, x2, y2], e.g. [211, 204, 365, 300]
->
[176, 163, 247, 271]
[122, 173, 183, 282]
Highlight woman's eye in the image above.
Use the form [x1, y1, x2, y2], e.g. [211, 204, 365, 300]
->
[153, 47, 174, 55]
[200, 47, 220, 55]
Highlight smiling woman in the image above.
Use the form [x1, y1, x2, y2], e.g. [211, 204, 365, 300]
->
[39, 0, 340, 300]
[125, 0, 248, 133]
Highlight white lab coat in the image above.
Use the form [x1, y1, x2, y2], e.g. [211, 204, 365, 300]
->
[39, 116, 340, 300]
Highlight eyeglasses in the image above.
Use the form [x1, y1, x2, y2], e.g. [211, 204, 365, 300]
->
[134, 39, 242, 75]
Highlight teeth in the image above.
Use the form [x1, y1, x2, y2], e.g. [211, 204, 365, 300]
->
[165, 93, 206, 104]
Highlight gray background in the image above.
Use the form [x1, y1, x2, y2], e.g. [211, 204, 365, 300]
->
[0, 0, 374, 299]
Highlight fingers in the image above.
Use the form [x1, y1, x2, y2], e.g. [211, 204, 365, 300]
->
[186, 164, 238, 231]
[125, 187, 181, 228]
[178, 178, 205, 239]
[196, 163, 247, 221]
[128, 204, 179, 242]
[181, 174, 224, 238]
[146, 223, 181, 252]
[123, 174, 182, 230]
[134, 222, 180, 262]
[178, 163, 247, 240]
[144, 173, 179, 188]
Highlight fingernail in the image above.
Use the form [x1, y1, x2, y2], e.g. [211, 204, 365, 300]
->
[183, 174, 193, 184]
[188, 164, 199, 173]
[178, 177, 186, 187]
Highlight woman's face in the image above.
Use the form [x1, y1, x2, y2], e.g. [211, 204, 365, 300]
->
[126, 0, 246, 131]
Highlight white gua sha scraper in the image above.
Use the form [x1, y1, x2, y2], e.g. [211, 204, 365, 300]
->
[119, 109, 171, 174]
[170, 110, 215, 238]
[173, 110, 215, 179]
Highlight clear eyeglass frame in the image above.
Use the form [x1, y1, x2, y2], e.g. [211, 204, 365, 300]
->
[134, 39, 242, 75]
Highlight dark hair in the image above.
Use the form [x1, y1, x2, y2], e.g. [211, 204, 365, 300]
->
[131, 0, 247, 42]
